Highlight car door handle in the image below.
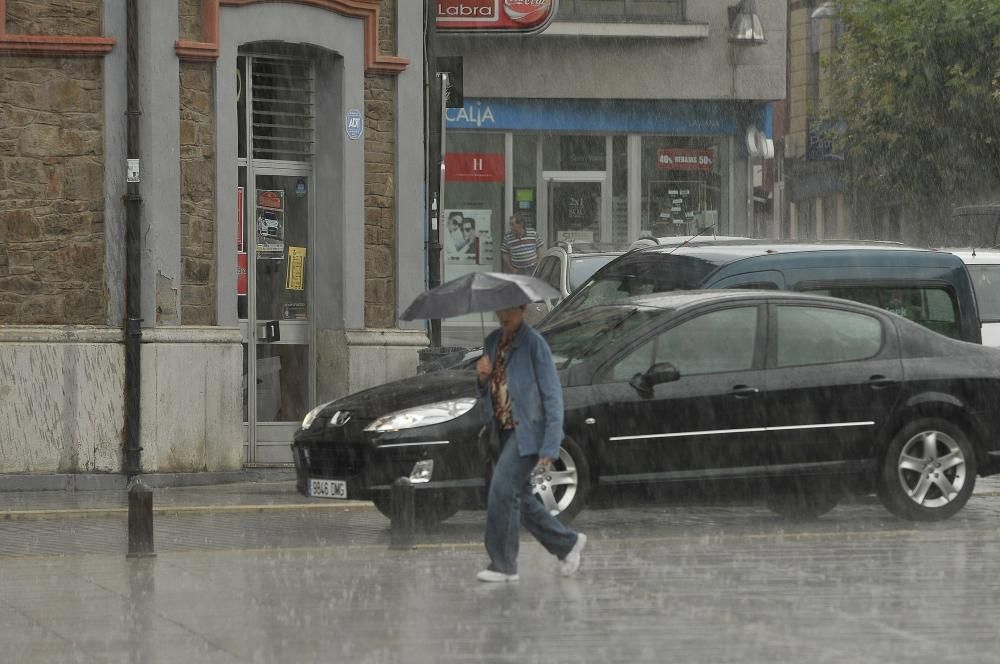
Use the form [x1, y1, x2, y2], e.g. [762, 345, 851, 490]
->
[731, 385, 760, 398]
[867, 375, 895, 390]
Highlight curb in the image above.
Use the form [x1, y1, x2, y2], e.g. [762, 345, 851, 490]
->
[0, 468, 297, 493]
[0, 501, 375, 520]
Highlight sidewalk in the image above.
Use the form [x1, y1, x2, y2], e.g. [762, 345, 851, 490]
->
[0, 478, 375, 516]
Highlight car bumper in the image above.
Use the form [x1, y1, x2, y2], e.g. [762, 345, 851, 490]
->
[291, 419, 486, 501]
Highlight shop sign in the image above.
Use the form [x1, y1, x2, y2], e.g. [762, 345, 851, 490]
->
[445, 152, 505, 182]
[445, 98, 747, 135]
[436, 0, 558, 34]
[656, 148, 715, 172]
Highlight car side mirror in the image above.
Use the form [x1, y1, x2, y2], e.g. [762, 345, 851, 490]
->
[629, 362, 680, 396]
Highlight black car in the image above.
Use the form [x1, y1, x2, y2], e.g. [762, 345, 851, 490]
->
[293, 291, 1000, 524]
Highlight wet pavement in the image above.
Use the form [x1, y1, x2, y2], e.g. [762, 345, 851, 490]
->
[2, 479, 1000, 662]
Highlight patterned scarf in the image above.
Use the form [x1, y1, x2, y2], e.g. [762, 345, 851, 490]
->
[489, 334, 515, 431]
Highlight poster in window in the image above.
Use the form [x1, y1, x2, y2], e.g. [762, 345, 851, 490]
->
[286, 246, 306, 291]
[444, 209, 492, 266]
[256, 189, 285, 256]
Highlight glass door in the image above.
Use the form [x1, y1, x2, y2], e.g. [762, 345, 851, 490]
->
[241, 170, 314, 464]
[547, 177, 606, 246]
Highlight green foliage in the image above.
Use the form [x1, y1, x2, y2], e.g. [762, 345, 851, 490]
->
[827, 0, 1000, 207]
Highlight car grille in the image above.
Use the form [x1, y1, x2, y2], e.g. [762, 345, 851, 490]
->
[306, 443, 366, 476]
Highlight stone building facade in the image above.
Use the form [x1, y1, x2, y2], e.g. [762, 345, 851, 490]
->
[0, 0, 426, 476]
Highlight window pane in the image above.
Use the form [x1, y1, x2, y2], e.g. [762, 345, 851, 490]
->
[803, 286, 959, 339]
[777, 306, 882, 367]
[558, 0, 684, 22]
[641, 135, 728, 237]
[608, 307, 757, 381]
[968, 266, 1000, 321]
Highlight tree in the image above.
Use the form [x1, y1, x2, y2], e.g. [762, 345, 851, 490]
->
[827, 0, 1000, 232]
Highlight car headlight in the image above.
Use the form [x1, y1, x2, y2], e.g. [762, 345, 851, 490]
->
[301, 404, 328, 430]
[364, 397, 478, 433]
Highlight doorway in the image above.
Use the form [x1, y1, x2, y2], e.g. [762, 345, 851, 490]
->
[544, 171, 609, 246]
[238, 51, 316, 464]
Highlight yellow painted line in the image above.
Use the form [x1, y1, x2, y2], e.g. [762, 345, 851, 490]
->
[0, 501, 375, 520]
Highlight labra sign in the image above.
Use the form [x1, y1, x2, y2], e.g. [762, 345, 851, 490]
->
[436, 0, 558, 34]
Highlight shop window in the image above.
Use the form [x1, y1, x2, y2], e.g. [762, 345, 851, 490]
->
[612, 136, 628, 246]
[641, 135, 727, 238]
[442, 132, 505, 341]
[543, 135, 605, 171]
[513, 134, 539, 233]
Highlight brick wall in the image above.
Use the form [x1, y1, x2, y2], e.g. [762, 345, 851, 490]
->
[364, 0, 397, 329]
[179, 62, 217, 325]
[179, 0, 202, 42]
[0, 0, 106, 324]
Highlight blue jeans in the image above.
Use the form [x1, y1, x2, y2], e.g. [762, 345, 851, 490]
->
[485, 430, 578, 574]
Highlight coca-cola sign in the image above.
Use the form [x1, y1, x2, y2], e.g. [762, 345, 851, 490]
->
[437, 0, 558, 34]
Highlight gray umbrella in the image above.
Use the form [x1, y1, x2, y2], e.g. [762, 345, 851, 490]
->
[401, 271, 560, 322]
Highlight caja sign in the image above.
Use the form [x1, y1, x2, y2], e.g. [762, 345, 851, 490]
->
[436, 0, 558, 34]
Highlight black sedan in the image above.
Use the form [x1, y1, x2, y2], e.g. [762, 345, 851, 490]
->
[292, 290, 1000, 524]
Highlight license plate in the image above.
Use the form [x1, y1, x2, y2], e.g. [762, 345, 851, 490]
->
[309, 478, 347, 499]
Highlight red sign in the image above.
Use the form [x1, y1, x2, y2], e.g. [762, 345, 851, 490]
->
[237, 251, 247, 296]
[656, 148, 715, 172]
[236, 186, 245, 251]
[445, 152, 505, 182]
[436, 0, 558, 33]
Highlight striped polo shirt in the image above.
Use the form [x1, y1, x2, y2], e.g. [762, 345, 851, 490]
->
[501, 228, 541, 271]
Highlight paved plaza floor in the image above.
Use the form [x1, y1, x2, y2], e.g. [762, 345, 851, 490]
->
[2, 479, 1000, 663]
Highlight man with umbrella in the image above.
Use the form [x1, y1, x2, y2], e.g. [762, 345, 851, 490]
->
[402, 272, 586, 582]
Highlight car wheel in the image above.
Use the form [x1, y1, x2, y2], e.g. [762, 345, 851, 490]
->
[532, 437, 590, 524]
[372, 492, 460, 528]
[764, 481, 840, 520]
[878, 418, 977, 521]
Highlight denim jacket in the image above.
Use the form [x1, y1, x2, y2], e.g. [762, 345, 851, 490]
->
[478, 323, 565, 460]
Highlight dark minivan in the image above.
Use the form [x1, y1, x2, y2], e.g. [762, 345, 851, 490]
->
[547, 241, 982, 344]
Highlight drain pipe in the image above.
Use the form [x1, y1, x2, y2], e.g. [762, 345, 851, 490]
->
[123, 0, 143, 479]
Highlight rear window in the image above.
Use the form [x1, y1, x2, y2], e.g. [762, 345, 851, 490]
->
[802, 285, 960, 339]
[966, 265, 1000, 322]
[557, 254, 718, 315]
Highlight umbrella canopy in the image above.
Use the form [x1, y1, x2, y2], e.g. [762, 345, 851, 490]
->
[401, 271, 561, 321]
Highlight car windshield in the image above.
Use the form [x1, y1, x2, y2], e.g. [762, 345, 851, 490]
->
[568, 255, 621, 291]
[543, 306, 660, 369]
[551, 254, 718, 320]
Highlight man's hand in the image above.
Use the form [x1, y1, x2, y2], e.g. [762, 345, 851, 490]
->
[537, 456, 554, 468]
[476, 355, 492, 383]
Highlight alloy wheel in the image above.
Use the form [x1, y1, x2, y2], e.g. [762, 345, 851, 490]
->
[531, 446, 579, 515]
[896, 429, 968, 509]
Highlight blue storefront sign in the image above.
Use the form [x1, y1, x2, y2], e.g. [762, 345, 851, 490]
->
[445, 98, 772, 137]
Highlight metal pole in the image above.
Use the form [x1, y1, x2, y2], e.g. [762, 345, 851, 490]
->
[424, 0, 442, 346]
[124, 0, 143, 478]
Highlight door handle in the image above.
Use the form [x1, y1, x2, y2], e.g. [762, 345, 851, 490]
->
[731, 385, 760, 398]
[867, 375, 895, 390]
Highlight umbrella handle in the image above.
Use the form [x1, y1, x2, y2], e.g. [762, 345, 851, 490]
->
[480, 312, 485, 340]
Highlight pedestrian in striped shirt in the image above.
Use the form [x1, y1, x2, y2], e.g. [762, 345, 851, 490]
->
[501, 215, 542, 275]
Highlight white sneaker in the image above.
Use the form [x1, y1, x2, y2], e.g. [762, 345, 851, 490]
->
[560, 533, 587, 577]
[477, 569, 519, 583]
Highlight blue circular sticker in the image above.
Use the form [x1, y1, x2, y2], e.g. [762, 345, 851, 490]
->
[346, 109, 363, 140]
